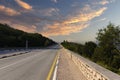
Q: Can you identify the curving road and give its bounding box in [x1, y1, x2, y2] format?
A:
[0, 48, 59, 80]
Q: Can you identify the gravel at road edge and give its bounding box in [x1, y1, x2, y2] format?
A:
[57, 49, 87, 80]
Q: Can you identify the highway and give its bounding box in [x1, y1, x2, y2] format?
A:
[0, 48, 58, 80]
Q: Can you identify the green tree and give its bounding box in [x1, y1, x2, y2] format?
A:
[111, 56, 120, 69]
[82, 41, 97, 58]
[93, 23, 120, 67]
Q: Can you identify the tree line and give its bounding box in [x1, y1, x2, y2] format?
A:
[61, 23, 120, 74]
[0, 23, 56, 48]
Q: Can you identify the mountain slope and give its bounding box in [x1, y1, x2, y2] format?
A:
[0, 23, 56, 48]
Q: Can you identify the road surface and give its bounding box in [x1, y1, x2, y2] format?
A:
[0, 48, 58, 80]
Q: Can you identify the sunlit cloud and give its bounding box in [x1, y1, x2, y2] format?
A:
[63, 7, 107, 24]
[0, 0, 110, 37]
[0, 18, 37, 33]
[15, 0, 32, 10]
[41, 6, 107, 36]
[41, 23, 88, 36]
[0, 20, 11, 25]
[99, 0, 109, 5]
[0, 5, 20, 16]
[12, 24, 37, 33]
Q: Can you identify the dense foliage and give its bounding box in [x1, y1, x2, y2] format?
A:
[61, 41, 97, 58]
[93, 23, 120, 73]
[61, 23, 120, 74]
[0, 23, 56, 48]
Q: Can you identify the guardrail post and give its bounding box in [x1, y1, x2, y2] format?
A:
[71, 52, 72, 59]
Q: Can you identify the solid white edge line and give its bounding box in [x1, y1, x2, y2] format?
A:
[53, 56, 59, 80]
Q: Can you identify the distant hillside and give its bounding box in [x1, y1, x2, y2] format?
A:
[0, 23, 56, 48]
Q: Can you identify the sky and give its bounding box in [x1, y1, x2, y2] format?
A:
[0, 0, 120, 43]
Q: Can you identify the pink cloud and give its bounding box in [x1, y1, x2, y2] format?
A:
[12, 24, 37, 33]
[41, 22, 88, 36]
[0, 19, 37, 33]
[63, 7, 107, 24]
[41, 7, 107, 36]
[0, 0, 108, 37]
[0, 5, 20, 16]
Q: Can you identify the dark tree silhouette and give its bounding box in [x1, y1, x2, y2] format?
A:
[0, 23, 56, 48]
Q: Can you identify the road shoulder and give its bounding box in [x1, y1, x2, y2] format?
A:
[57, 49, 87, 80]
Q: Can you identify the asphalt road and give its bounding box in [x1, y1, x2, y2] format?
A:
[0, 48, 58, 80]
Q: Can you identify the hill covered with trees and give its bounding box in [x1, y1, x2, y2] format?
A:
[0, 23, 56, 48]
[62, 23, 120, 74]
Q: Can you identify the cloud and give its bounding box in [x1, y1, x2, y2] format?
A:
[0, 5, 20, 16]
[41, 22, 88, 36]
[63, 7, 107, 24]
[15, 0, 32, 10]
[99, 0, 109, 5]
[0, 19, 36, 33]
[93, 0, 116, 5]
[92, 18, 107, 23]
[51, 0, 58, 3]
[0, 0, 108, 37]
[109, 0, 116, 3]
[99, 18, 107, 21]
[71, 2, 79, 7]
[12, 24, 37, 33]
[38, 8, 59, 16]
[40, 6, 107, 36]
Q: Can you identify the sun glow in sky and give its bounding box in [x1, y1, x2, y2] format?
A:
[0, 0, 120, 43]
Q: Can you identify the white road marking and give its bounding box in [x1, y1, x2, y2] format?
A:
[53, 55, 59, 80]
